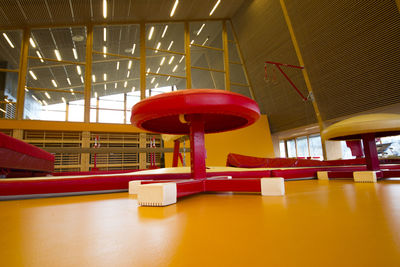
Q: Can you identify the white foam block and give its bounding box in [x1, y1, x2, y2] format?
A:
[261, 178, 285, 196]
[137, 183, 177, 206]
[317, 171, 329, 180]
[128, 180, 141, 195]
[353, 171, 377, 183]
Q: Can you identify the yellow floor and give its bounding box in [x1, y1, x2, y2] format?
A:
[1, 180, 400, 267]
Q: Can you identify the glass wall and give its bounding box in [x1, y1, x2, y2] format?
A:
[0, 20, 253, 124]
[91, 24, 140, 123]
[0, 29, 22, 119]
[281, 134, 323, 159]
[25, 26, 87, 121]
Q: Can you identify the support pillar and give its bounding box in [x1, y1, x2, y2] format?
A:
[188, 114, 206, 179]
[172, 139, 180, 167]
[362, 133, 380, 171]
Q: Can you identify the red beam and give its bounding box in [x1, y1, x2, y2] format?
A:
[205, 178, 261, 192]
[265, 61, 304, 69]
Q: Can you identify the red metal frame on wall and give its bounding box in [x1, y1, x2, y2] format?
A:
[265, 61, 307, 101]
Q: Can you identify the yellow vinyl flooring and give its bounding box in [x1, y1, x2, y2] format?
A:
[1, 179, 400, 267]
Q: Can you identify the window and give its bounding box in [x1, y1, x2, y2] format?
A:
[281, 134, 323, 159]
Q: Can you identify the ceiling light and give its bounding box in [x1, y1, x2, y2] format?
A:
[92, 75, 96, 82]
[29, 37, 36, 48]
[156, 67, 160, 73]
[95, 92, 98, 98]
[172, 65, 178, 72]
[32, 95, 38, 101]
[72, 35, 84, 42]
[45, 92, 51, 99]
[103, 46, 107, 57]
[2, 33, 14, 48]
[43, 100, 48, 106]
[35, 51, 44, 62]
[103, 27, 107, 42]
[197, 24, 205, 36]
[25, 87, 28, 92]
[202, 37, 209, 46]
[80, 76, 84, 83]
[155, 42, 161, 53]
[104, 84, 107, 90]
[29, 70, 37, 80]
[103, 73, 107, 81]
[151, 77, 155, 84]
[190, 40, 194, 44]
[155, 83, 159, 88]
[54, 49, 62, 61]
[115, 82, 117, 88]
[160, 57, 166, 66]
[117, 61, 120, 70]
[0, 108, 5, 113]
[51, 79, 58, 87]
[162, 25, 168, 38]
[127, 71, 130, 77]
[167, 41, 173, 50]
[179, 55, 185, 63]
[103, 0, 107, 18]
[67, 78, 71, 85]
[168, 56, 174, 64]
[72, 48, 78, 60]
[131, 86, 135, 92]
[170, 0, 179, 17]
[70, 89, 75, 95]
[128, 60, 132, 69]
[124, 81, 127, 87]
[62, 97, 66, 103]
[4, 98, 9, 103]
[148, 26, 154, 40]
[209, 0, 221, 16]
[166, 76, 170, 81]
[147, 68, 150, 73]
[131, 44, 136, 54]
[76, 65, 82, 75]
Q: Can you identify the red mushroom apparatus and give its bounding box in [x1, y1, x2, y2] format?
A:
[131, 89, 261, 179]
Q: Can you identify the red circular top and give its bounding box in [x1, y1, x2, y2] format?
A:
[131, 89, 261, 134]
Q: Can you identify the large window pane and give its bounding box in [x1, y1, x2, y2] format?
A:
[1, 30, 22, 70]
[92, 24, 140, 123]
[287, 139, 296, 158]
[296, 136, 309, 158]
[190, 21, 222, 49]
[1, 29, 22, 119]
[25, 26, 86, 121]
[309, 135, 323, 159]
[378, 134, 400, 157]
[279, 140, 286, 157]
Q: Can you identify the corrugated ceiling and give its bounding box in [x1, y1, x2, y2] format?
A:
[233, 0, 400, 133]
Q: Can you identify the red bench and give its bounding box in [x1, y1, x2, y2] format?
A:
[0, 132, 54, 177]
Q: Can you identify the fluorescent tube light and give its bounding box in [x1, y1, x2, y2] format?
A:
[197, 24, 205, 36]
[169, 56, 174, 64]
[54, 49, 62, 61]
[162, 25, 168, 38]
[2, 33, 14, 48]
[170, 0, 179, 17]
[29, 70, 37, 80]
[103, 0, 107, 18]
[148, 26, 154, 40]
[29, 37, 36, 48]
[209, 0, 221, 16]
[72, 48, 78, 59]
